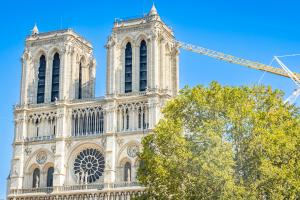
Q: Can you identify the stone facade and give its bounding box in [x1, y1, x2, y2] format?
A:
[7, 5, 179, 200]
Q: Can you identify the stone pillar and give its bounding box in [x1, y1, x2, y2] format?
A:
[44, 55, 51, 103]
[149, 34, 159, 90]
[160, 40, 166, 90]
[133, 44, 139, 92]
[173, 50, 180, 95]
[104, 134, 117, 185]
[53, 106, 67, 186]
[9, 143, 25, 189]
[20, 52, 31, 105]
[62, 46, 72, 100]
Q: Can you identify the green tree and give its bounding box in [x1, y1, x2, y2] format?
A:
[137, 82, 300, 200]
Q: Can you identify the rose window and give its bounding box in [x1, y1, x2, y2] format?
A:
[73, 148, 105, 183]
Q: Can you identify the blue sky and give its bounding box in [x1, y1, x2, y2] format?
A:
[0, 0, 299, 197]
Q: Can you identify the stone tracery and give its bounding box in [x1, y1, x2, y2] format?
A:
[72, 106, 104, 136]
[73, 148, 105, 183]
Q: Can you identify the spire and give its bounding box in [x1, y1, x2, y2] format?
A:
[149, 3, 158, 16]
[32, 23, 39, 35]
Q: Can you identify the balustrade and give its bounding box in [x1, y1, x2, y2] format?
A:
[9, 182, 141, 195]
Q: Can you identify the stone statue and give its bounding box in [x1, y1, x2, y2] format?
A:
[127, 168, 131, 182]
[80, 169, 85, 184]
[84, 171, 88, 184]
[75, 172, 80, 184]
[35, 175, 39, 188]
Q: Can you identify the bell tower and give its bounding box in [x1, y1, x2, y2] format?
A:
[20, 26, 96, 105]
[105, 4, 179, 96]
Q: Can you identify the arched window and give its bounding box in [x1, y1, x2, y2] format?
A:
[125, 43, 132, 93]
[139, 40, 147, 91]
[37, 55, 46, 104]
[124, 162, 131, 182]
[51, 53, 60, 102]
[32, 168, 40, 188]
[78, 62, 83, 99]
[47, 167, 54, 187]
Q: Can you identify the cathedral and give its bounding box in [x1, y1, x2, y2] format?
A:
[7, 4, 179, 200]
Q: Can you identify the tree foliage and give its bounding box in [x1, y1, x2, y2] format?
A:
[137, 82, 300, 200]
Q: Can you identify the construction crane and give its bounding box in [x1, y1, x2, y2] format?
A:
[274, 56, 300, 103]
[176, 41, 300, 80]
[176, 41, 300, 103]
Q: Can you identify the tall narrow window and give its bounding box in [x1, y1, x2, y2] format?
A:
[126, 109, 129, 130]
[32, 168, 40, 188]
[78, 62, 82, 99]
[35, 119, 39, 137]
[47, 167, 54, 187]
[139, 40, 147, 91]
[124, 162, 131, 182]
[125, 43, 132, 93]
[138, 107, 142, 129]
[37, 55, 46, 104]
[99, 112, 104, 133]
[51, 53, 60, 102]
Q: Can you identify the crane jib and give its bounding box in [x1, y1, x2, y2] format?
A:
[176, 41, 300, 79]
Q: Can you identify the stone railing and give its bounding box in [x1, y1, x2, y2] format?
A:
[9, 182, 141, 195]
[24, 135, 55, 142]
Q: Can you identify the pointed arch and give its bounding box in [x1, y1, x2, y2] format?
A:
[51, 52, 60, 102]
[125, 42, 132, 93]
[124, 162, 131, 182]
[37, 55, 46, 104]
[139, 40, 147, 91]
[46, 167, 54, 187]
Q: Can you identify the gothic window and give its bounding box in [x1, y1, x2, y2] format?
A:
[91, 113, 95, 133]
[32, 168, 40, 188]
[138, 107, 146, 129]
[51, 53, 60, 102]
[46, 167, 54, 187]
[139, 40, 147, 91]
[138, 107, 142, 129]
[124, 162, 131, 182]
[74, 116, 78, 136]
[78, 62, 82, 99]
[126, 109, 129, 130]
[125, 43, 132, 93]
[72, 107, 104, 136]
[99, 112, 104, 133]
[35, 119, 39, 137]
[73, 148, 105, 183]
[37, 55, 46, 104]
[143, 112, 146, 129]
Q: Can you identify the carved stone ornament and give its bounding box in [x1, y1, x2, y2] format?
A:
[116, 136, 124, 146]
[127, 144, 139, 158]
[25, 146, 32, 156]
[36, 151, 47, 164]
